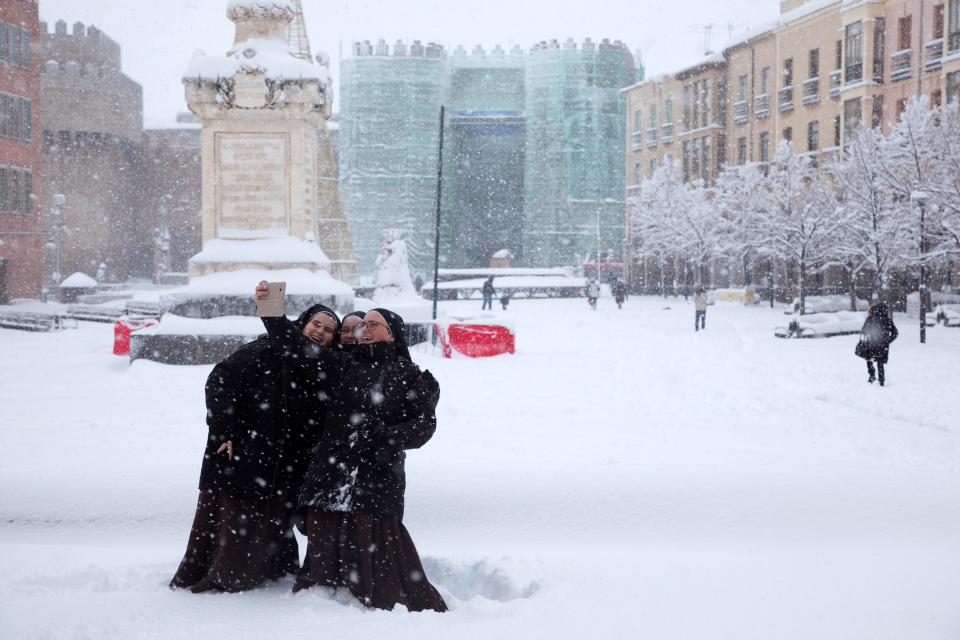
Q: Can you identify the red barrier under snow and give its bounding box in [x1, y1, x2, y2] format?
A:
[442, 324, 515, 358]
[113, 316, 158, 356]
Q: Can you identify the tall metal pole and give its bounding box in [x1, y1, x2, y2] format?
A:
[919, 198, 927, 343]
[431, 106, 445, 321]
[596, 207, 602, 284]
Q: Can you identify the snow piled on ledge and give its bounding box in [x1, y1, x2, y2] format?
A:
[190, 236, 331, 269]
[183, 38, 326, 82]
[182, 268, 354, 297]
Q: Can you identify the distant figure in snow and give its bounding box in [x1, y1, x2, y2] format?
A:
[482, 277, 495, 310]
[612, 279, 627, 309]
[855, 302, 898, 386]
[500, 292, 510, 310]
[413, 274, 424, 293]
[586, 279, 600, 310]
[694, 285, 707, 331]
[170, 304, 342, 593]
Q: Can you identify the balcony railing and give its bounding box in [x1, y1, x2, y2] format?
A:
[802, 77, 820, 105]
[829, 70, 842, 99]
[733, 99, 749, 124]
[925, 39, 944, 72]
[646, 127, 658, 147]
[845, 62, 863, 84]
[630, 130, 644, 151]
[890, 49, 912, 82]
[754, 94, 770, 118]
[661, 123, 673, 144]
[778, 86, 795, 112]
[950, 31, 960, 53]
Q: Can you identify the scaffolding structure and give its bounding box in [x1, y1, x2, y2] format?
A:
[339, 37, 637, 274]
[338, 40, 449, 275]
[523, 38, 636, 267]
[441, 45, 526, 267]
[284, 0, 312, 62]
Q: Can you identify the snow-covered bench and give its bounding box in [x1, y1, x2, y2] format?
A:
[775, 310, 866, 338]
[935, 304, 960, 327]
[786, 295, 869, 314]
[0, 309, 78, 332]
[65, 304, 126, 323]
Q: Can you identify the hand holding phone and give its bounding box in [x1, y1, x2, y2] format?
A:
[255, 281, 286, 317]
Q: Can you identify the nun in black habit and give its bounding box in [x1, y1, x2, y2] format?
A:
[170, 304, 341, 593]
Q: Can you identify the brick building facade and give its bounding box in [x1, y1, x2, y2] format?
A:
[0, 0, 41, 302]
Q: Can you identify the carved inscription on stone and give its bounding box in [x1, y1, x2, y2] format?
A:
[215, 133, 289, 233]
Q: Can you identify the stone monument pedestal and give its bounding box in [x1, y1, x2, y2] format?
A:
[131, 0, 356, 364]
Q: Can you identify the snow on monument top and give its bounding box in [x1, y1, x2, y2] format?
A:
[183, 39, 326, 82]
[184, 0, 324, 83]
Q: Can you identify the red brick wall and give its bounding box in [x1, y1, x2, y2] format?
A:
[0, 0, 42, 301]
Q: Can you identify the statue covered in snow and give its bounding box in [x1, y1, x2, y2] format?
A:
[372, 229, 418, 304]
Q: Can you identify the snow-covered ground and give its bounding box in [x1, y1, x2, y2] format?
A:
[2, 296, 959, 639]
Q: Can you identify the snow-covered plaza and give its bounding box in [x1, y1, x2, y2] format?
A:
[1, 295, 959, 639]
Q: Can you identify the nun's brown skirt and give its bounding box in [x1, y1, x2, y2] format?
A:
[293, 510, 447, 612]
[169, 489, 299, 593]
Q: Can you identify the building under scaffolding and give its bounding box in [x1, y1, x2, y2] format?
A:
[440, 45, 526, 267]
[524, 38, 637, 267]
[339, 37, 638, 274]
[338, 40, 448, 275]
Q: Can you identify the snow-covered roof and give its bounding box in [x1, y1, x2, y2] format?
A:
[491, 249, 513, 259]
[183, 38, 327, 83]
[60, 272, 98, 288]
[722, 0, 840, 52]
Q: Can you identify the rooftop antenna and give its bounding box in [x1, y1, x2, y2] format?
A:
[703, 23, 714, 55]
[286, 0, 313, 62]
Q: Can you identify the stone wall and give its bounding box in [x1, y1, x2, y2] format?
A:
[38, 20, 149, 280]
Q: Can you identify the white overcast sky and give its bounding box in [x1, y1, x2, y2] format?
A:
[40, 0, 778, 124]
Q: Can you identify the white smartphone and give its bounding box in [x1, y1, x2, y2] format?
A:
[256, 281, 286, 317]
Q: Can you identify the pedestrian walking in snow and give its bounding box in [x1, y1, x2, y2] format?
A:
[612, 279, 627, 309]
[170, 304, 341, 593]
[855, 302, 898, 386]
[482, 277, 495, 310]
[694, 286, 707, 331]
[586, 279, 600, 310]
[256, 284, 447, 612]
[500, 292, 510, 310]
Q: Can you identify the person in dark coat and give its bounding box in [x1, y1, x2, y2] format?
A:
[256, 283, 447, 612]
[481, 277, 496, 310]
[170, 304, 341, 593]
[855, 301, 898, 386]
[612, 279, 627, 309]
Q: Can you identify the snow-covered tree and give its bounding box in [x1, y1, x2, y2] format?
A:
[926, 99, 960, 255]
[874, 97, 940, 271]
[759, 141, 842, 314]
[714, 162, 770, 291]
[829, 125, 911, 302]
[631, 163, 689, 294]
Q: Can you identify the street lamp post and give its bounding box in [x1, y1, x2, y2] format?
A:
[49, 194, 65, 286]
